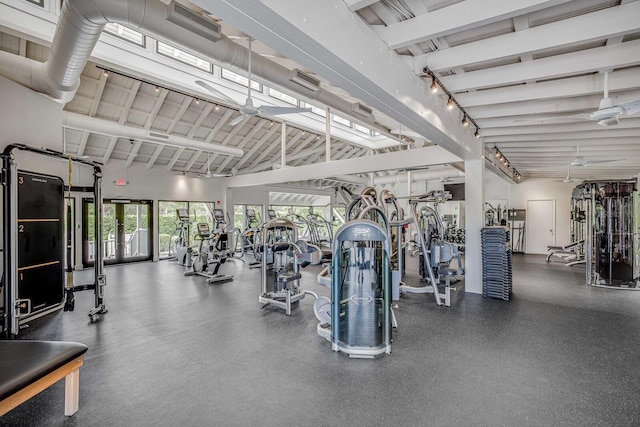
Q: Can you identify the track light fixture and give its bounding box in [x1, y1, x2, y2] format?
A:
[423, 67, 480, 135]
[493, 148, 522, 182]
[430, 78, 438, 93]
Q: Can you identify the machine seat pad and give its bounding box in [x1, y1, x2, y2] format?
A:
[439, 268, 458, 276]
[0, 341, 88, 401]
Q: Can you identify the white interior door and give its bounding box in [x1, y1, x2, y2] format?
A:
[526, 199, 555, 254]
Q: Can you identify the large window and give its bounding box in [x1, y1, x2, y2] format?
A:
[268, 88, 298, 106]
[332, 114, 352, 127]
[157, 41, 212, 72]
[158, 201, 216, 258]
[301, 102, 327, 117]
[221, 68, 261, 91]
[104, 23, 145, 46]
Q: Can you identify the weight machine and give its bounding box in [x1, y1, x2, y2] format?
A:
[400, 191, 464, 306]
[314, 220, 393, 358]
[579, 180, 640, 288]
[258, 218, 321, 315]
[2, 144, 107, 339]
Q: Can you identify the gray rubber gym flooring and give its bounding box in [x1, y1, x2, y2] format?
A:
[3, 254, 640, 426]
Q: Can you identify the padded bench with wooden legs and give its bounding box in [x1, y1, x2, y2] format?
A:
[0, 341, 88, 417]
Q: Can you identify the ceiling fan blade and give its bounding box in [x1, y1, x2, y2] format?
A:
[619, 99, 640, 116]
[228, 114, 246, 127]
[195, 80, 240, 106]
[257, 106, 312, 116]
[513, 113, 591, 124]
[584, 159, 620, 166]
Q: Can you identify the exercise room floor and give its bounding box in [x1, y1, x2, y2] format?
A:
[3, 254, 640, 426]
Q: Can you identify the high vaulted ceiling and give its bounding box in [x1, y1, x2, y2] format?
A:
[348, 0, 640, 181]
[1, 0, 639, 186]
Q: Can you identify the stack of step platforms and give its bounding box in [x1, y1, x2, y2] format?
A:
[481, 227, 513, 301]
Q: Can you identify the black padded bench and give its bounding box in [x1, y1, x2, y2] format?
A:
[0, 341, 88, 417]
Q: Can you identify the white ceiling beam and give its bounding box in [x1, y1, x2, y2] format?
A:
[76, 132, 89, 156]
[384, 0, 572, 50]
[125, 140, 143, 168]
[441, 40, 640, 92]
[145, 89, 169, 129]
[101, 137, 118, 165]
[226, 145, 459, 187]
[345, 0, 378, 12]
[492, 137, 640, 149]
[245, 132, 305, 173]
[232, 125, 280, 170]
[204, 109, 234, 143]
[470, 91, 640, 119]
[193, 0, 474, 159]
[457, 68, 640, 107]
[287, 138, 328, 163]
[215, 121, 266, 173]
[184, 150, 204, 172]
[199, 116, 248, 173]
[119, 80, 141, 125]
[146, 145, 165, 170]
[480, 118, 640, 136]
[288, 133, 319, 157]
[419, 2, 640, 72]
[90, 72, 109, 117]
[485, 128, 639, 143]
[166, 97, 194, 134]
[165, 148, 186, 171]
[186, 104, 214, 138]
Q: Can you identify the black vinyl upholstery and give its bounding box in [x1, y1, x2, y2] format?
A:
[0, 341, 88, 400]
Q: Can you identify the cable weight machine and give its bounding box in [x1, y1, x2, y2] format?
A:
[2, 144, 107, 339]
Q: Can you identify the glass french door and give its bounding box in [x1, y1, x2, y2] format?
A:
[83, 199, 152, 266]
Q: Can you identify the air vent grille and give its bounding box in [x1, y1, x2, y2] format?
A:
[351, 102, 373, 118]
[148, 132, 170, 140]
[288, 69, 321, 91]
[167, 2, 221, 43]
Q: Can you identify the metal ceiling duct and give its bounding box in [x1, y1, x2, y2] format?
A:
[0, 0, 386, 134]
[62, 112, 244, 157]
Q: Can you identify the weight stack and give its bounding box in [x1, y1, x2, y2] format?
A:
[481, 227, 513, 301]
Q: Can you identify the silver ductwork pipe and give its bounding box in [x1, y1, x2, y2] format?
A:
[62, 111, 244, 157]
[372, 168, 464, 185]
[0, 0, 390, 137]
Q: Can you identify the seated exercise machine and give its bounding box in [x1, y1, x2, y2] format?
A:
[314, 219, 393, 358]
[399, 191, 464, 307]
[306, 207, 334, 261]
[258, 218, 321, 315]
[546, 240, 585, 266]
[185, 223, 233, 284]
[169, 208, 192, 266]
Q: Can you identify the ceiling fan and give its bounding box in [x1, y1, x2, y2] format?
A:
[558, 166, 579, 183]
[197, 38, 311, 126]
[515, 71, 640, 126]
[570, 146, 619, 167]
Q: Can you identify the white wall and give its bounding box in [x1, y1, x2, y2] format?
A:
[508, 179, 575, 250]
